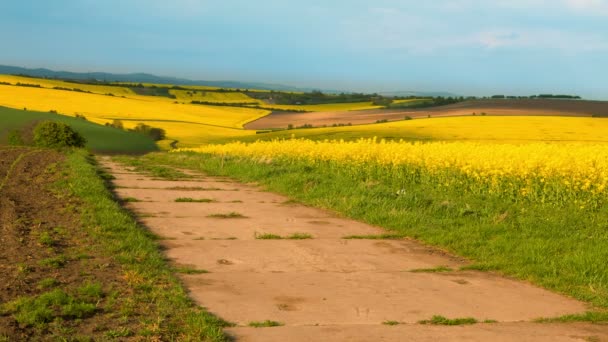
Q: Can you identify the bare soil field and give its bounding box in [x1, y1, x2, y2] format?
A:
[0, 148, 138, 339]
[104, 158, 607, 341]
[245, 99, 608, 129]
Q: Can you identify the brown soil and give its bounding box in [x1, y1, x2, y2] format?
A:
[103, 158, 608, 341]
[245, 99, 608, 129]
[0, 148, 140, 340]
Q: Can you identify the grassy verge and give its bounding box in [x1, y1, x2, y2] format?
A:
[64, 150, 230, 340]
[116, 152, 608, 318]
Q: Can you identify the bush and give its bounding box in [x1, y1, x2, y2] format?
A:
[130, 123, 166, 141]
[33, 121, 87, 148]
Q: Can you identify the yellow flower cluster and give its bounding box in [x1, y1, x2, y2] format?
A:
[178, 138, 608, 207]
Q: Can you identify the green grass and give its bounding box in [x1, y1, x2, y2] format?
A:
[38, 232, 55, 246]
[254, 232, 313, 240]
[39, 255, 68, 268]
[382, 320, 400, 325]
[418, 315, 478, 326]
[0, 106, 157, 153]
[120, 152, 608, 318]
[535, 311, 608, 323]
[255, 233, 283, 240]
[122, 197, 140, 202]
[0, 289, 97, 327]
[409, 266, 454, 273]
[286, 233, 313, 239]
[207, 212, 247, 219]
[247, 320, 283, 328]
[61, 150, 230, 340]
[175, 197, 215, 203]
[37, 278, 60, 290]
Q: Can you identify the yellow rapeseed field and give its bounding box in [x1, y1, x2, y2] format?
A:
[178, 138, 608, 208]
[246, 116, 608, 143]
[0, 75, 135, 96]
[0, 83, 269, 145]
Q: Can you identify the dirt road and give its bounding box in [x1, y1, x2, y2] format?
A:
[101, 158, 607, 341]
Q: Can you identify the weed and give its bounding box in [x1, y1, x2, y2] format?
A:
[248, 320, 283, 328]
[419, 315, 478, 325]
[534, 311, 608, 323]
[207, 212, 247, 219]
[105, 328, 134, 338]
[39, 255, 68, 268]
[37, 278, 60, 289]
[77, 282, 104, 301]
[175, 197, 215, 203]
[254, 233, 283, 240]
[2, 289, 96, 327]
[38, 232, 55, 246]
[382, 320, 400, 325]
[287, 233, 313, 239]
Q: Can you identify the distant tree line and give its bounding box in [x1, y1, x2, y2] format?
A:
[53, 86, 93, 94]
[190, 101, 310, 113]
[15, 82, 42, 88]
[491, 94, 581, 99]
[245, 90, 379, 105]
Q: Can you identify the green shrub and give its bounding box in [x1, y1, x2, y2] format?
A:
[33, 121, 86, 148]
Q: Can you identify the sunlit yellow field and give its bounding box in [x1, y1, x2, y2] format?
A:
[0, 84, 268, 145]
[179, 138, 608, 207]
[241, 116, 608, 143]
[0, 74, 135, 96]
[392, 99, 426, 104]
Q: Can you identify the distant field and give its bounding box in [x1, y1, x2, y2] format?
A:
[170, 89, 262, 104]
[0, 82, 269, 146]
[245, 98, 608, 129]
[269, 101, 383, 112]
[0, 106, 157, 153]
[233, 116, 608, 144]
[0, 74, 135, 96]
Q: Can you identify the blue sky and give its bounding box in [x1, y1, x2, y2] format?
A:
[1, 0, 607, 98]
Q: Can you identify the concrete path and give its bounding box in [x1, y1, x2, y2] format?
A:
[100, 157, 607, 341]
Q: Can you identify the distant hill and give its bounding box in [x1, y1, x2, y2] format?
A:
[0, 65, 454, 96]
[0, 65, 312, 92]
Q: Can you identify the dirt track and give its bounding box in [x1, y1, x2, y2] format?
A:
[103, 158, 607, 341]
[245, 99, 608, 129]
